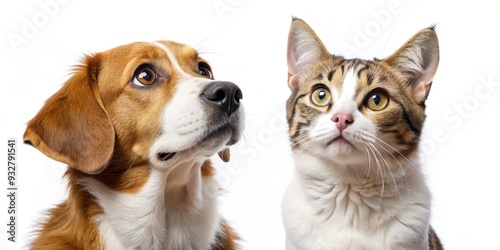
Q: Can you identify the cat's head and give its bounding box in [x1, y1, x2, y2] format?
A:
[286, 18, 439, 168]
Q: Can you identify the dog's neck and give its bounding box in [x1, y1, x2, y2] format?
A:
[70, 159, 220, 249]
[164, 160, 207, 210]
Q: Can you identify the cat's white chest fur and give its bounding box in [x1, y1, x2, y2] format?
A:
[282, 156, 432, 250]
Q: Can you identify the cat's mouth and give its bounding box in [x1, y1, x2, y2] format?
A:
[327, 135, 354, 147]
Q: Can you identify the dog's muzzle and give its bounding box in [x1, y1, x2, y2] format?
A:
[156, 81, 243, 162]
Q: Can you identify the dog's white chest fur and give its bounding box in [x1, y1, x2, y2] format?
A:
[282, 159, 432, 250]
[84, 167, 220, 250]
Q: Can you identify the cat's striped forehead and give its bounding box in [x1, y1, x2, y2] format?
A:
[293, 58, 397, 110]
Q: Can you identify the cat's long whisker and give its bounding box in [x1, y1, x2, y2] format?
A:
[381, 149, 405, 204]
[361, 144, 378, 185]
[373, 143, 400, 196]
[372, 139, 410, 198]
[360, 145, 372, 185]
[373, 137, 418, 195]
[289, 126, 316, 141]
[373, 137, 419, 171]
[296, 140, 316, 156]
[290, 129, 324, 154]
[290, 132, 313, 145]
[290, 132, 311, 146]
[349, 130, 376, 145]
[348, 121, 410, 204]
[369, 142, 404, 205]
[366, 143, 385, 203]
[290, 133, 316, 156]
[366, 143, 380, 181]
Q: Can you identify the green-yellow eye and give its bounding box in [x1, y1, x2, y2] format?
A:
[365, 90, 389, 111]
[311, 87, 331, 107]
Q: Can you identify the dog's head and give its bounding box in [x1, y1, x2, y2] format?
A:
[24, 41, 244, 174]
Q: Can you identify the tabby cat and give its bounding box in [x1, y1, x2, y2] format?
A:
[281, 18, 443, 250]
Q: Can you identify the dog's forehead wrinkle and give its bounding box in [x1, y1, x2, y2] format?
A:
[152, 42, 190, 78]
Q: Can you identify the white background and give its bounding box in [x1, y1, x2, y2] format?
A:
[1, 0, 499, 249]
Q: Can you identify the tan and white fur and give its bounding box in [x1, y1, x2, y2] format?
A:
[282, 18, 443, 250]
[24, 41, 244, 249]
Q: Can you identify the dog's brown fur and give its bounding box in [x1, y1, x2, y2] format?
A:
[25, 41, 239, 249]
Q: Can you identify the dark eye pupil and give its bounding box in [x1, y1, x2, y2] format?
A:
[318, 91, 326, 100]
[139, 70, 153, 81]
[198, 62, 213, 79]
[372, 95, 381, 105]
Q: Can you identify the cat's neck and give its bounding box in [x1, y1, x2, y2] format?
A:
[294, 152, 421, 184]
[292, 153, 427, 226]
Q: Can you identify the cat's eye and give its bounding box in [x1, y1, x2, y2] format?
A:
[365, 90, 389, 111]
[310, 87, 331, 107]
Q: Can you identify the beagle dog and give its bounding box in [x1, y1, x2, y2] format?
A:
[24, 41, 244, 249]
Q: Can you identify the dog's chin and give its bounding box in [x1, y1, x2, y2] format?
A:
[152, 125, 241, 168]
[203, 124, 241, 146]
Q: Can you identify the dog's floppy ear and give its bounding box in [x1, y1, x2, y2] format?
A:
[23, 54, 115, 174]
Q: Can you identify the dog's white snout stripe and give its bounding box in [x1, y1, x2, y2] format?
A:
[152, 42, 190, 78]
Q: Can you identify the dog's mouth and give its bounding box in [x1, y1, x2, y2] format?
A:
[154, 108, 243, 163]
[156, 124, 238, 162]
[158, 152, 176, 161]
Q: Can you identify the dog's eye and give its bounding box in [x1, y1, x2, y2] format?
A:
[198, 62, 213, 79]
[133, 66, 157, 86]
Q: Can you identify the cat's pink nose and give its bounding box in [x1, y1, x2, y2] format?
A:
[331, 113, 353, 132]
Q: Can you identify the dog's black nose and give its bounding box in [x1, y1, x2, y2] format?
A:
[202, 81, 242, 116]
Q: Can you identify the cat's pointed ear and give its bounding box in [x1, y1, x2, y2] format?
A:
[385, 27, 439, 102]
[287, 18, 330, 89]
